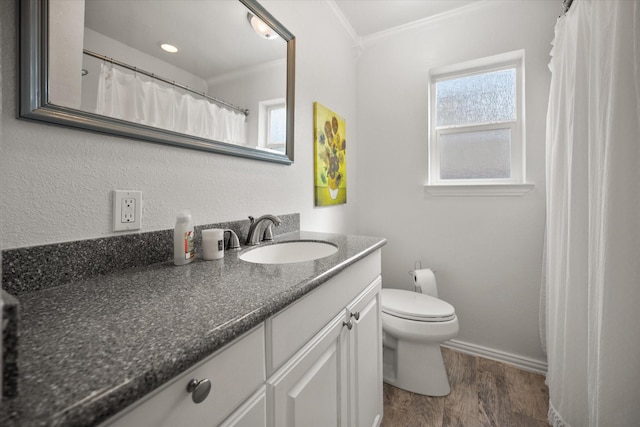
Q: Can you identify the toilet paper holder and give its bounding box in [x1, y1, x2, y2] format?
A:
[408, 261, 437, 277]
[408, 261, 438, 295]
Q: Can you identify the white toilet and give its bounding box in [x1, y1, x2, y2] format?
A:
[381, 282, 459, 396]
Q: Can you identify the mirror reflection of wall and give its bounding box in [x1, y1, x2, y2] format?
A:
[48, 0, 287, 151]
[48, 0, 85, 109]
[207, 62, 286, 151]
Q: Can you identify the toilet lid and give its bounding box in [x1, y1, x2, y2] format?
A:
[381, 289, 456, 322]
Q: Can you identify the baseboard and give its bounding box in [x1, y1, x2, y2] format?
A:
[442, 339, 548, 376]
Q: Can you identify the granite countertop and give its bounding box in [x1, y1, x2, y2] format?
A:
[1, 231, 386, 426]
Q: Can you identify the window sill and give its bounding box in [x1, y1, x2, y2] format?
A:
[424, 183, 535, 197]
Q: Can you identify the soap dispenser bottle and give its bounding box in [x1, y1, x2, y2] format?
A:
[174, 211, 195, 265]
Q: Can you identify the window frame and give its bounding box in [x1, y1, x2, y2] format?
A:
[258, 98, 286, 153]
[427, 50, 531, 195]
[266, 103, 286, 151]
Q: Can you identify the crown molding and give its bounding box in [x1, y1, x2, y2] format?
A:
[325, 0, 491, 54]
[325, 0, 363, 51]
[361, 0, 491, 47]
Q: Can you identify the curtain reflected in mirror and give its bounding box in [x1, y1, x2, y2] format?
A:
[93, 63, 248, 145]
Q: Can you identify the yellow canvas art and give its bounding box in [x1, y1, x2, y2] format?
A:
[314, 102, 346, 206]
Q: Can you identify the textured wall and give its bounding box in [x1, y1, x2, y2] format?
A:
[355, 1, 557, 363]
[0, 1, 359, 249]
[1, 0, 560, 366]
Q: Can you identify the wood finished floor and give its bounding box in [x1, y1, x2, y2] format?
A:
[382, 348, 549, 427]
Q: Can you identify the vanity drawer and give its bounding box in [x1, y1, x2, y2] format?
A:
[103, 325, 265, 427]
[266, 250, 381, 374]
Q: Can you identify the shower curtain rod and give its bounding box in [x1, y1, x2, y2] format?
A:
[83, 49, 249, 116]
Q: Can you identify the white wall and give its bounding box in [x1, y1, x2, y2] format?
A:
[0, 0, 359, 250]
[355, 1, 557, 363]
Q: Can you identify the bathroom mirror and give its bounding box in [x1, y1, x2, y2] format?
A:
[19, 0, 295, 164]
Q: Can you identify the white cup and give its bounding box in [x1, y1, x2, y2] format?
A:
[202, 229, 224, 260]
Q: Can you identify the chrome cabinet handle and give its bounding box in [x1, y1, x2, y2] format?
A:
[187, 378, 212, 404]
[350, 311, 360, 321]
[343, 320, 353, 330]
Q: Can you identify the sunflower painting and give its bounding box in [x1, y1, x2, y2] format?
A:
[314, 102, 346, 206]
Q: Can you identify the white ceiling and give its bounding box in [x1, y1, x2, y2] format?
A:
[84, 0, 287, 80]
[82, 0, 481, 80]
[332, 0, 481, 38]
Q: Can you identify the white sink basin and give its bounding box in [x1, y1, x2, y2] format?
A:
[239, 241, 338, 264]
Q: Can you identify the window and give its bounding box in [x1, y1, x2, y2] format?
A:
[258, 99, 286, 153]
[267, 104, 286, 152]
[427, 51, 530, 195]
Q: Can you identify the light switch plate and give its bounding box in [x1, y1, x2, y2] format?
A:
[113, 190, 142, 231]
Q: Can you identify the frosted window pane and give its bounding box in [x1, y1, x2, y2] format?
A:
[440, 128, 511, 179]
[436, 69, 515, 127]
[269, 107, 286, 145]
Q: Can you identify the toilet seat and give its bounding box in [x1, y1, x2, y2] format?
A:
[381, 289, 456, 322]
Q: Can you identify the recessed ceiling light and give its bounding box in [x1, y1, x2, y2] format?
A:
[160, 43, 179, 53]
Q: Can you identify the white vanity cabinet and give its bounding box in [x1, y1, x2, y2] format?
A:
[218, 387, 268, 427]
[102, 325, 266, 427]
[266, 251, 383, 427]
[347, 278, 383, 427]
[101, 249, 383, 427]
[267, 308, 350, 426]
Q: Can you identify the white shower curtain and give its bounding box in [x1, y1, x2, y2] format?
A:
[96, 64, 247, 145]
[545, 0, 640, 426]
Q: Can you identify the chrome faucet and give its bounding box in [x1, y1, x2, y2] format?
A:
[245, 215, 282, 246]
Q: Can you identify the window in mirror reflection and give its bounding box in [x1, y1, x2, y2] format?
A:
[259, 98, 286, 153]
[268, 104, 286, 153]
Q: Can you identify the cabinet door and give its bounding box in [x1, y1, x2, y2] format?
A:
[268, 311, 350, 427]
[267, 250, 382, 375]
[219, 387, 267, 427]
[347, 277, 383, 427]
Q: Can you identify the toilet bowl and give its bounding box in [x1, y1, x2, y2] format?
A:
[381, 288, 459, 396]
